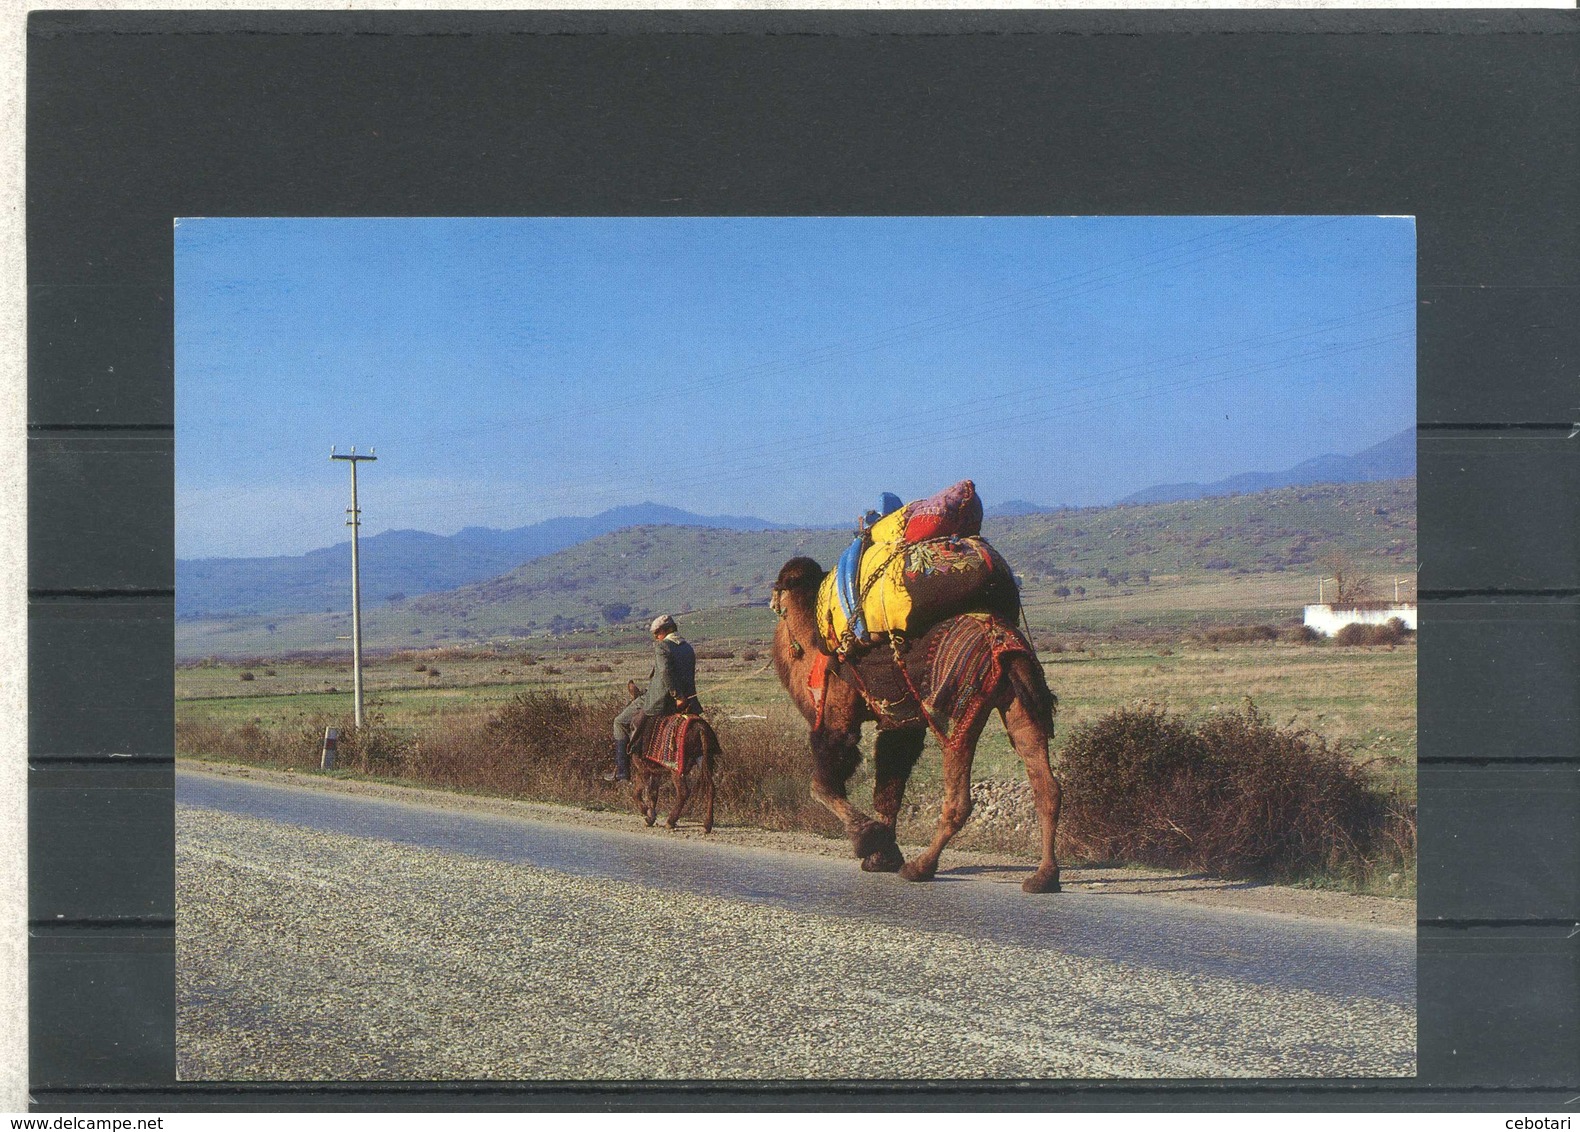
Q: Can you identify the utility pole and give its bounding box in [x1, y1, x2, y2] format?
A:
[331, 446, 377, 728]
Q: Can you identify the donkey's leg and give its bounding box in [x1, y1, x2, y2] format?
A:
[699, 745, 716, 835]
[666, 770, 689, 829]
[1005, 692, 1062, 893]
[862, 728, 922, 872]
[639, 771, 659, 826]
[809, 728, 888, 858]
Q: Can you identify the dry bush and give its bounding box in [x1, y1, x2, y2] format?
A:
[400, 687, 628, 800]
[392, 691, 821, 830]
[1199, 624, 1278, 644]
[1333, 618, 1411, 647]
[1332, 622, 1371, 646]
[238, 671, 255, 681]
[180, 688, 828, 833]
[695, 649, 736, 661]
[1282, 625, 1322, 644]
[178, 713, 362, 775]
[707, 715, 825, 832]
[1058, 701, 1414, 883]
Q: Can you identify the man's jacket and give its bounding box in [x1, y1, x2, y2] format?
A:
[642, 634, 699, 715]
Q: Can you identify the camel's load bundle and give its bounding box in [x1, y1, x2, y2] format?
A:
[815, 480, 1020, 655]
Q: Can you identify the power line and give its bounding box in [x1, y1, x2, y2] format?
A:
[316, 294, 1411, 522]
[609, 301, 1415, 489]
[412, 216, 1338, 446]
[177, 300, 1411, 551]
[611, 329, 1415, 501]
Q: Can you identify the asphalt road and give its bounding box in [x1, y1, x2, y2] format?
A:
[176, 769, 1416, 1080]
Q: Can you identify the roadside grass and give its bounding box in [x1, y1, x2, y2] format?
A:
[178, 629, 1415, 894]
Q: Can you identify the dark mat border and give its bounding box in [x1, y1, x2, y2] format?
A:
[27, 8, 1580, 1110]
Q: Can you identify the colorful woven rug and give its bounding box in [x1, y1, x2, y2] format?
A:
[636, 713, 700, 774]
[915, 613, 1035, 750]
[849, 612, 1036, 749]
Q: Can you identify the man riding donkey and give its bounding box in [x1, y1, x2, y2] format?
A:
[606, 614, 702, 783]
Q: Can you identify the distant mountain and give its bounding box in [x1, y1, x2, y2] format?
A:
[176, 477, 1417, 658]
[1119, 428, 1415, 505]
[987, 499, 1070, 518]
[176, 503, 796, 618]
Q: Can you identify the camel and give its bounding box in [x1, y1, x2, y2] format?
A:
[769, 556, 1063, 893]
[624, 680, 719, 833]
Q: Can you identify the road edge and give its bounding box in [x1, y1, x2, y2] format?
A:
[176, 756, 1416, 931]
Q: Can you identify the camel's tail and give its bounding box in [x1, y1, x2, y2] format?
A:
[1006, 650, 1057, 732]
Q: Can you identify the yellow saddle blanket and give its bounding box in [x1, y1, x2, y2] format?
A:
[814, 535, 1011, 655]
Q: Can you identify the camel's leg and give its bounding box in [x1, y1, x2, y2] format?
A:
[900, 704, 996, 882]
[862, 729, 922, 872]
[900, 743, 975, 882]
[809, 728, 889, 858]
[1005, 693, 1063, 893]
[666, 770, 689, 829]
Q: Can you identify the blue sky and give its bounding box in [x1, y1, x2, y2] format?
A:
[176, 215, 1415, 559]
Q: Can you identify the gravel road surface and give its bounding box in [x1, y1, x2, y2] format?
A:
[177, 769, 1416, 1080]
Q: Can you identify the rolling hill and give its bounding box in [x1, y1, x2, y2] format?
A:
[177, 478, 1416, 659]
[1119, 427, 1415, 505]
[176, 503, 797, 619]
[180, 429, 1415, 622]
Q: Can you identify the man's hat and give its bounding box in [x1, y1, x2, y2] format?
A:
[651, 615, 677, 634]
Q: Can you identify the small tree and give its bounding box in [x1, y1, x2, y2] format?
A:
[600, 602, 633, 624]
[1321, 551, 1376, 604]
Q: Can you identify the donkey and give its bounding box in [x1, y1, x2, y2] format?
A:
[624, 680, 719, 833]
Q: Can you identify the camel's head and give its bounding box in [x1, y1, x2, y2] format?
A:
[770, 556, 825, 616]
[769, 557, 826, 690]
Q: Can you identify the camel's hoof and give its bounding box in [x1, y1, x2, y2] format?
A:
[666, 821, 679, 831]
[644, 814, 656, 827]
[861, 845, 905, 873]
[702, 823, 714, 835]
[853, 822, 896, 859]
[899, 859, 937, 883]
[1022, 868, 1062, 894]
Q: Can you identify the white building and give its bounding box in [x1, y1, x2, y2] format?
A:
[1303, 602, 1417, 637]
